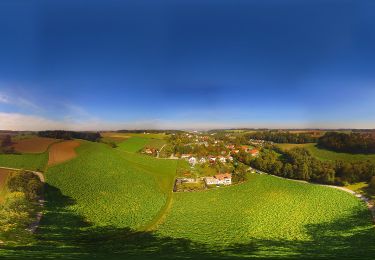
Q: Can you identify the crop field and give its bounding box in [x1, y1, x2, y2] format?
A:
[117, 137, 150, 152]
[12, 136, 59, 153]
[156, 174, 375, 258]
[1, 138, 374, 259]
[126, 132, 168, 139]
[102, 132, 167, 140]
[44, 141, 177, 229]
[276, 143, 375, 162]
[144, 138, 167, 149]
[47, 140, 81, 166]
[0, 152, 48, 171]
[100, 132, 131, 143]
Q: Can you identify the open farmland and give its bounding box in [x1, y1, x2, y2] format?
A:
[102, 132, 167, 140]
[117, 137, 150, 152]
[144, 138, 167, 149]
[276, 143, 375, 163]
[125, 132, 167, 139]
[48, 140, 81, 166]
[0, 137, 374, 259]
[100, 132, 131, 143]
[157, 174, 375, 258]
[13, 136, 59, 153]
[44, 140, 177, 229]
[0, 153, 48, 171]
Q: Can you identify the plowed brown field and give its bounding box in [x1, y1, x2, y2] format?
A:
[13, 137, 59, 153]
[48, 140, 81, 166]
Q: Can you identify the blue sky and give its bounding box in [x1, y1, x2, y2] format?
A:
[0, 0, 375, 130]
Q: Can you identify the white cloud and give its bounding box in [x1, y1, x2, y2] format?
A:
[1, 112, 375, 132]
[0, 93, 10, 104]
[0, 91, 41, 110]
[0, 112, 162, 131]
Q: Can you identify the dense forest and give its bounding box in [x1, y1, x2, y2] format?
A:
[245, 131, 318, 143]
[318, 132, 375, 154]
[38, 130, 101, 142]
[247, 147, 375, 185]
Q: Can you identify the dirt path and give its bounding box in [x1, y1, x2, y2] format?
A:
[0, 166, 45, 233]
[156, 144, 166, 158]
[140, 189, 174, 232]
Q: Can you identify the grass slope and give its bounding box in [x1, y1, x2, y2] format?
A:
[45, 141, 177, 229]
[277, 143, 375, 162]
[157, 174, 375, 258]
[117, 137, 150, 153]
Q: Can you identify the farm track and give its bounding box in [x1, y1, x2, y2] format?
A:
[140, 189, 174, 232]
[119, 151, 176, 231]
[0, 166, 45, 233]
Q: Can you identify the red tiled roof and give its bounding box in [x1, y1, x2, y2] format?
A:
[215, 173, 232, 180]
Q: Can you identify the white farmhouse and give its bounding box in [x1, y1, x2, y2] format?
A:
[204, 173, 232, 186]
[188, 157, 197, 166]
[181, 154, 192, 159]
[204, 177, 217, 185]
[218, 156, 227, 163]
[199, 157, 207, 164]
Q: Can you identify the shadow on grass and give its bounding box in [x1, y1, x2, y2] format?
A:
[0, 184, 374, 259]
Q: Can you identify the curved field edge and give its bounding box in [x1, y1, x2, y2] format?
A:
[44, 141, 177, 229]
[156, 174, 375, 258]
[47, 140, 81, 166]
[13, 137, 60, 154]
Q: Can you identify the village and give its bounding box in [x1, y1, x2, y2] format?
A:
[139, 132, 261, 192]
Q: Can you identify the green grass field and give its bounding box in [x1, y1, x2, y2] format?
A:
[145, 138, 167, 149]
[117, 137, 150, 152]
[117, 136, 167, 152]
[276, 143, 375, 163]
[126, 133, 167, 139]
[0, 153, 48, 171]
[103, 132, 168, 140]
[1, 138, 374, 259]
[157, 174, 375, 258]
[44, 141, 177, 229]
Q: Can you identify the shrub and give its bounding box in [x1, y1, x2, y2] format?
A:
[7, 171, 43, 201]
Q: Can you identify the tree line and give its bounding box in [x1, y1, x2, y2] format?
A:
[247, 147, 375, 185]
[38, 130, 101, 142]
[245, 131, 318, 144]
[318, 132, 375, 154]
[0, 135, 16, 154]
[116, 130, 181, 134]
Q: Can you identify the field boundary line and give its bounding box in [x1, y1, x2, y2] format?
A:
[0, 166, 45, 233]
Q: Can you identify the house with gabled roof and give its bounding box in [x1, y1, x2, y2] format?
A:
[204, 173, 232, 186]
